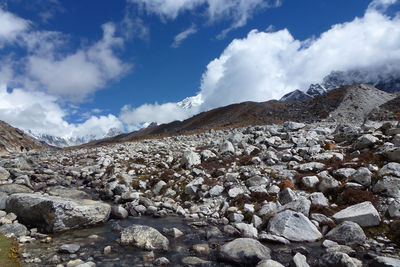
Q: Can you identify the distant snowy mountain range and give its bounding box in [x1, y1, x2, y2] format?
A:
[27, 127, 124, 148]
[281, 69, 400, 101]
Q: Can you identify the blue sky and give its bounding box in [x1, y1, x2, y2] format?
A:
[0, 0, 399, 138]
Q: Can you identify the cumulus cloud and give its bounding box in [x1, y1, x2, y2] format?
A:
[129, 0, 280, 38]
[171, 24, 197, 48]
[119, 102, 199, 131]
[0, 84, 123, 139]
[0, 7, 28, 47]
[198, 2, 400, 110]
[0, 7, 129, 139]
[120, 1, 400, 127]
[25, 22, 130, 102]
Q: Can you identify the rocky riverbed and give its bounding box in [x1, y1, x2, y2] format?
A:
[1, 120, 400, 266]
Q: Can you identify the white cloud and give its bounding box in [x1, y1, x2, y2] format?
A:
[0, 84, 123, 139]
[0, 7, 28, 47]
[369, 0, 398, 11]
[129, 0, 280, 38]
[120, 1, 400, 127]
[198, 4, 400, 110]
[119, 102, 198, 131]
[171, 24, 197, 48]
[25, 22, 130, 102]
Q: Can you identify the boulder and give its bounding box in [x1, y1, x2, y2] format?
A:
[349, 167, 372, 186]
[121, 224, 169, 251]
[219, 238, 271, 265]
[379, 163, 400, 177]
[110, 205, 129, 219]
[0, 167, 10, 181]
[384, 147, 400, 163]
[6, 193, 111, 233]
[325, 221, 366, 245]
[388, 200, 400, 218]
[353, 134, 378, 150]
[181, 151, 201, 168]
[59, 244, 81, 254]
[209, 185, 224, 197]
[46, 186, 90, 199]
[373, 176, 400, 198]
[0, 222, 28, 237]
[257, 260, 285, 267]
[291, 253, 310, 267]
[267, 210, 322, 242]
[332, 201, 381, 227]
[371, 256, 400, 267]
[322, 252, 362, 267]
[301, 176, 319, 188]
[0, 184, 33, 194]
[220, 140, 235, 154]
[283, 121, 305, 131]
[309, 192, 329, 206]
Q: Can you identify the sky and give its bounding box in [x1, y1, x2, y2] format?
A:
[0, 0, 399, 138]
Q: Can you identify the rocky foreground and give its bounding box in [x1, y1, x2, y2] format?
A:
[1, 120, 400, 266]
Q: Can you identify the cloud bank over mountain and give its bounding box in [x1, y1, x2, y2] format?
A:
[120, 0, 400, 129]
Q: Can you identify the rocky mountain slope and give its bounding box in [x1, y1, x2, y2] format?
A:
[281, 69, 400, 101]
[27, 127, 124, 148]
[87, 84, 389, 147]
[1, 118, 400, 266]
[0, 120, 47, 155]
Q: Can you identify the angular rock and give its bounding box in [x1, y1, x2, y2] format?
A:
[46, 186, 90, 199]
[388, 200, 400, 218]
[0, 184, 33, 194]
[6, 193, 111, 233]
[0, 167, 10, 181]
[379, 163, 400, 177]
[246, 175, 270, 187]
[325, 221, 366, 245]
[219, 238, 271, 265]
[371, 256, 400, 267]
[322, 252, 362, 267]
[257, 260, 285, 267]
[209, 185, 224, 197]
[228, 187, 244, 198]
[291, 253, 310, 267]
[267, 210, 322, 242]
[121, 225, 169, 251]
[373, 176, 400, 198]
[284, 121, 305, 131]
[349, 167, 372, 186]
[298, 162, 325, 173]
[181, 151, 201, 168]
[332, 201, 381, 227]
[353, 134, 378, 150]
[0, 222, 28, 237]
[309, 192, 329, 206]
[59, 244, 81, 254]
[301, 176, 319, 188]
[110, 205, 129, 219]
[220, 140, 235, 154]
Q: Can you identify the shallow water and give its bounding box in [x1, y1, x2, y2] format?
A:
[22, 216, 231, 267]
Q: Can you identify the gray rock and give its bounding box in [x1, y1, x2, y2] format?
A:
[0, 184, 33, 194]
[309, 192, 329, 206]
[291, 253, 310, 267]
[354, 134, 378, 150]
[284, 121, 305, 131]
[0, 192, 8, 210]
[121, 224, 169, 251]
[209, 185, 224, 197]
[388, 200, 400, 218]
[153, 257, 170, 266]
[349, 167, 372, 186]
[333, 201, 381, 227]
[267, 210, 322, 242]
[181, 256, 211, 266]
[111, 205, 129, 219]
[219, 238, 271, 265]
[373, 176, 400, 198]
[384, 147, 400, 163]
[200, 150, 216, 161]
[298, 162, 326, 172]
[46, 186, 90, 199]
[301, 176, 319, 188]
[0, 167, 10, 181]
[318, 171, 340, 193]
[0, 222, 28, 237]
[153, 180, 167, 195]
[228, 187, 244, 198]
[379, 162, 400, 177]
[371, 256, 400, 267]
[185, 178, 204, 195]
[257, 259, 285, 267]
[246, 175, 270, 187]
[325, 221, 366, 245]
[59, 244, 81, 254]
[333, 168, 357, 179]
[279, 188, 296, 205]
[280, 197, 311, 216]
[6, 193, 111, 233]
[181, 151, 201, 168]
[322, 252, 362, 267]
[234, 223, 258, 238]
[220, 140, 235, 154]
